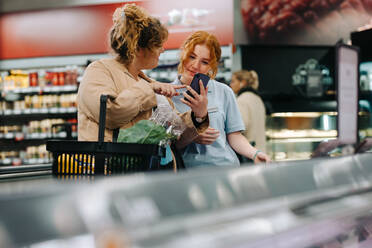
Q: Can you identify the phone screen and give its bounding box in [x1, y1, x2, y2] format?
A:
[184, 73, 209, 100]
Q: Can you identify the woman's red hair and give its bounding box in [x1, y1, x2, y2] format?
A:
[178, 31, 221, 78]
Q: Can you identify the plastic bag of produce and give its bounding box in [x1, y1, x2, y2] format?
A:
[117, 94, 186, 145]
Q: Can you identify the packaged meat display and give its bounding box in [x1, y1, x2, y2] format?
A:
[241, 0, 372, 44]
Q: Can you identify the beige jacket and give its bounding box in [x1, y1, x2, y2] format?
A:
[236, 92, 267, 153]
[77, 58, 208, 148]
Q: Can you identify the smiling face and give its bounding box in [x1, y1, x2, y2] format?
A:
[180, 44, 212, 85]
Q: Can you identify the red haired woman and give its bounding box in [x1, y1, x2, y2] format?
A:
[171, 31, 271, 167]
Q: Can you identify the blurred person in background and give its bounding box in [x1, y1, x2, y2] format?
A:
[77, 4, 209, 168]
[171, 31, 271, 167]
[230, 70, 267, 155]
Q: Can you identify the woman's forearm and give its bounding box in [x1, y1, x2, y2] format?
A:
[227, 132, 257, 160]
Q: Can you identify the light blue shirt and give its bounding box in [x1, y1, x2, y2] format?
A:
[171, 77, 245, 167]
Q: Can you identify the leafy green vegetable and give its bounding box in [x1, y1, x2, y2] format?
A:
[117, 120, 174, 144]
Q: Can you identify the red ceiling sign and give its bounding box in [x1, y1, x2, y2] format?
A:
[0, 1, 233, 59]
[147, 0, 233, 49]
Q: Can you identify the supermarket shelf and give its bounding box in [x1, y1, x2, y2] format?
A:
[0, 53, 110, 70]
[0, 132, 77, 140]
[0, 164, 52, 175]
[0, 164, 52, 181]
[2, 107, 77, 116]
[0, 157, 52, 166]
[0, 140, 49, 154]
[1, 112, 77, 125]
[2, 85, 78, 96]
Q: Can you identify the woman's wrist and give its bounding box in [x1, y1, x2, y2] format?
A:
[194, 111, 208, 119]
[191, 111, 207, 126]
[252, 150, 261, 161]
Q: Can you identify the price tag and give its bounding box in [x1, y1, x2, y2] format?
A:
[13, 109, 21, 115]
[40, 108, 48, 114]
[24, 109, 32, 114]
[58, 132, 67, 138]
[31, 108, 40, 114]
[50, 87, 59, 92]
[49, 107, 59, 113]
[23, 88, 33, 93]
[12, 158, 22, 166]
[4, 133, 14, 139]
[4, 109, 13, 115]
[159, 71, 168, 79]
[66, 85, 77, 91]
[15, 133, 24, 141]
[2, 158, 11, 165]
[61, 85, 69, 91]
[67, 107, 77, 113]
[30, 133, 40, 139]
[39, 133, 47, 139]
[28, 158, 37, 164]
[44, 86, 52, 92]
[58, 107, 67, 113]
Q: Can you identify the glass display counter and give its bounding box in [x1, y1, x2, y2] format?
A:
[1, 153, 372, 247]
[266, 111, 372, 161]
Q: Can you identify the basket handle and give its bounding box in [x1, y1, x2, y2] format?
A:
[98, 95, 109, 146]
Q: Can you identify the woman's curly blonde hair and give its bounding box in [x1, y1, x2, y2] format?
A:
[178, 31, 221, 79]
[110, 4, 168, 65]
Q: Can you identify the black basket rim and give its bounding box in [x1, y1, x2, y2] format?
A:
[46, 140, 165, 156]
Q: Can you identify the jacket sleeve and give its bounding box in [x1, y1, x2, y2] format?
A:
[237, 96, 251, 133]
[77, 61, 157, 129]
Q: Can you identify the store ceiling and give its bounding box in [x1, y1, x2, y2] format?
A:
[0, 0, 135, 13]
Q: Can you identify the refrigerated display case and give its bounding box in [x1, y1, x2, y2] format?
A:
[1, 153, 372, 247]
[266, 110, 372, 161]
[266, 112, 338, 161]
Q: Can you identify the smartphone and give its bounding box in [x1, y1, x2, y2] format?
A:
[184, 73, 210, 100]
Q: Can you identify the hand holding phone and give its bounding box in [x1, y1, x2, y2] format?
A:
[181, 73, 209, 120]
[184, 73, 210, 101]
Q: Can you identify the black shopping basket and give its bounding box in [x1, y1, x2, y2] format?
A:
[46, 95, 165, 177]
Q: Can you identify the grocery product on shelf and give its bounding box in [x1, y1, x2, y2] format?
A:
[0, 67, 81, 167]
